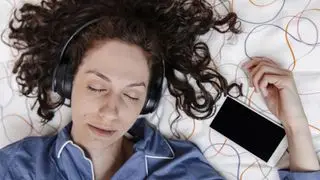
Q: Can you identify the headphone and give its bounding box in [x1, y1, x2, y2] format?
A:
[51, 18, 164, 114]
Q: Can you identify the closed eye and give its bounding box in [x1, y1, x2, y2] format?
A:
[124, 94, 139, 101]
[87, 86, 106, 93]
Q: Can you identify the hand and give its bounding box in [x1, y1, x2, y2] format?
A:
[242, 57, 320, 171]
[241, 57, 308, 130]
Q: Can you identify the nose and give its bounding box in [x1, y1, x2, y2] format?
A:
[98, 92, 119, 121]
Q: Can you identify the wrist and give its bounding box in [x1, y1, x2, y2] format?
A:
[283, 118, 320, 172]
[283, 119, 310, 138]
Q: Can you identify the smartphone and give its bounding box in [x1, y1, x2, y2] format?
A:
[209, 95, 288, 166]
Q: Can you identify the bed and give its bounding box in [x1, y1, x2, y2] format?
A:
[1, 0, 320, 179]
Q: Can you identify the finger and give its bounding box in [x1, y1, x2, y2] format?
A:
[242, 57, 278, 70]
[252, 65, 290, 93]
[259, 57, 279, 66]
[250, 61, 282, 76]
[248, 58, 291, 77]
[242, 57, 285, 88]
[259, 74, 291, 97]
[242, 59, 266, 86]
[247, 58, 277, 70]
[246, 62, 276, 87]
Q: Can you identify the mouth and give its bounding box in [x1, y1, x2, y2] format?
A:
[88, 124, 117, 137]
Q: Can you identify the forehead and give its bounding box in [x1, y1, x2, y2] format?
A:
[80, 40, 150, 83]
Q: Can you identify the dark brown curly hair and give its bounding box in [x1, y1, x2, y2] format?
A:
[3, 0, 243, 125]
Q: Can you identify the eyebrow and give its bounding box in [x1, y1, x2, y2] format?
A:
[85, 70, 146, 88]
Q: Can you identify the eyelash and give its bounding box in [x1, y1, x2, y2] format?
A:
[126, 95, 139, 101]
[87, 86, 139, 101]
[87, 86, 105, 93]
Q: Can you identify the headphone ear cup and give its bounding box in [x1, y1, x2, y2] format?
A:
[140, 64, 163, 114]
[54, 63, 73, 99]
[140, 77, 162, 114]
[63, 63, 73, 99]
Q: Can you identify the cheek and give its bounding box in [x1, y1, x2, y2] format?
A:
[118, 103, 144, 130]
[71, 78, 100, 108]
[118, 113, 139, 132]
[71, 85, 100, 122]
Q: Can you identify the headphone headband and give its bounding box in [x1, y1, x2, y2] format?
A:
[51, 18, 105, 92]
[51, 17, 165, 114]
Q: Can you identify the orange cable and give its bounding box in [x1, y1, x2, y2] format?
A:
[309, 124, 320, 133]
[230, 0, 234, 12]
[240, 160, 258, 180]
[207, 138, 228, 158]
[284, 8, 320, 71]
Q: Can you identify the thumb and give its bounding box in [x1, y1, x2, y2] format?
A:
[259, 74, 289, 96]
[262, 85, 280, 117]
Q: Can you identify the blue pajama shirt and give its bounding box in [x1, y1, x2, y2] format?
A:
[0, 118, 319, 180]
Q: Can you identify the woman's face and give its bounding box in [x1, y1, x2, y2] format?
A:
[70, 39, 150, 148]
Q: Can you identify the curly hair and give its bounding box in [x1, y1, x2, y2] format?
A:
[3, 0, 243, 124]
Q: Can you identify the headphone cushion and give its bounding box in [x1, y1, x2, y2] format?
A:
[54, 63, 73, 99]
[140, 64, 163, 114]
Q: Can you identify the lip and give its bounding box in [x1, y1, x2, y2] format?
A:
[88, 124, 117, 137]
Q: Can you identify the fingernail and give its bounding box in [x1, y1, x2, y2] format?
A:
[242, 62, 248, 67]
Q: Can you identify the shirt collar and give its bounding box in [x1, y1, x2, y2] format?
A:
[55, 121, 73, 158]
[54, 118, 175, 159]
[133, 118, 175, 159]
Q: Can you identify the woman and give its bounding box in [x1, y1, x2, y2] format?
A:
[0, 0, 319, 179]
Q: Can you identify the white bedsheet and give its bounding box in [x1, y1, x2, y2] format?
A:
[1, 0, 320, 179]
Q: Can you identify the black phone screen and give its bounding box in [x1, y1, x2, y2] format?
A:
[210, 96, 286, 162]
